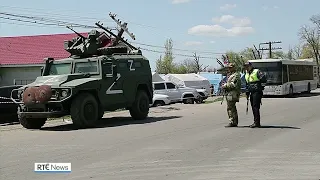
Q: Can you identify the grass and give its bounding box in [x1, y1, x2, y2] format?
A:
[205, 93, 247, 104]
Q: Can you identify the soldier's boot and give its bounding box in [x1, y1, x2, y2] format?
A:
[225, 108, 238, 127]
[225, 123, 237, 127]
[250, 110, 261, 128]
[249, 122, 260, 128]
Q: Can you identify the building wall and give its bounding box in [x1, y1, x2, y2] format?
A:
[0, 66, 43, 86]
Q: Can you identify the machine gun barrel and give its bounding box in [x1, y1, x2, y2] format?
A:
[95, 22, 137, 50]
[66, 26, 86, 40]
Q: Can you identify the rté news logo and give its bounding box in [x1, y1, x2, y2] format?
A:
[34, 163, 71, 173]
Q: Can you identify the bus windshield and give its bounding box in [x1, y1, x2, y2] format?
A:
[250, 62, 282, 85]
[48, 63, 72, 75]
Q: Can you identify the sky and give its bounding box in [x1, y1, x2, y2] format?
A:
[0, 0, 319, 71]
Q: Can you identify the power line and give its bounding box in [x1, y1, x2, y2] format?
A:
[0, 16, 71, 27]
[130, 41, 225, 55]
[0, 12, 97, 28]
[1, 15, 224, 56]
[0, 11, 223, 60]
[1, 11, 187, 45]
[0, 5, 175, 32]
[139, 48, 218, 60]
[0, 6, 114, 23]
[0, 20, 67, 28]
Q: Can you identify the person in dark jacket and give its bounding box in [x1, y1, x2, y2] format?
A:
[243, 62, 267, 128]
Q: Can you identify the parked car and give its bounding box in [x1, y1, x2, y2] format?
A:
[151, 94, 171, 107]
[195, 88, 209, 103]
[152, 81, 201, 104]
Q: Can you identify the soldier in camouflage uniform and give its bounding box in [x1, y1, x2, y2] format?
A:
[221, 63, 242, 127]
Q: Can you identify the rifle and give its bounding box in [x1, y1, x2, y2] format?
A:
[220, 89, 226, 105]
[246, 97, 249, 114]
[220, 74, 229, 105]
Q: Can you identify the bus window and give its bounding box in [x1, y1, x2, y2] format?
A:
[251, 62, 282, 85]
[288, 65, 313, 81]
[282, 65, 288, 83]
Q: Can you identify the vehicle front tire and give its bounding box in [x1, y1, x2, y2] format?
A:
[130, 90, 149, 120]
[70, 93, 99, 128]
[183, 95, 194, 104]
[19, 116, 46, 129]
[288, 86, 294, 97]
[153, 100, 165, 107]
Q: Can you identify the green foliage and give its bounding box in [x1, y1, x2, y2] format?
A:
[155, 39, 208, 74]
[300, 44, 315, 59]
[225, 51, 247, 73]
[155, 38, 176, 74]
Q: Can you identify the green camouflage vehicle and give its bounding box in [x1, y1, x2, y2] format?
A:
[10, 13, 153, 129]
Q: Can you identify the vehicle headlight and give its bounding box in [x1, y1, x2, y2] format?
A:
[61, 89, 69, 98]
[17, 89, 23, 99]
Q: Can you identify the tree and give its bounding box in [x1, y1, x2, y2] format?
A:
[225, 51, 246, 72]
[155, 55, 164, 73]
[192, 52, 208, 73]
[206, 66, 217, 73]
[239, 47, 257, 60]
[175, 59, 196, 73]
[310, 14, 320, 31]
[287, 46, 294, 60]
[155, 38, 176, 74]
[300, 43, 315, 59]
[299, 14, 320, 65]
[272, 51, 287, 59]
[293, 44, 303, 59]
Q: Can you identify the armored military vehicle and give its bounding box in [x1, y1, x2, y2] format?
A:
[10, 13, 153, 129]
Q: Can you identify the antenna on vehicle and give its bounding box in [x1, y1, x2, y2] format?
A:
[95, 12, 138, 50]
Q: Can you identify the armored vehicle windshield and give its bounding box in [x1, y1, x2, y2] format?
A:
[48, 62, 72, 75]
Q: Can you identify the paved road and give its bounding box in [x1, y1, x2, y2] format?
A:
[1, 90, 320, 180]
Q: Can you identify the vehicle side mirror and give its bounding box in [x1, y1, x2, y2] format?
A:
[40, 67, 44, 76]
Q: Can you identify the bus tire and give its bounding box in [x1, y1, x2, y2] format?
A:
[288, 85, 294, 97]
[307, 83, 311, 93]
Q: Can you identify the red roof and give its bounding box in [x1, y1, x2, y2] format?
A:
[0, 32, 88, 65]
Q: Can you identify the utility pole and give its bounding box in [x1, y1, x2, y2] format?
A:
[259, 41, 282, 58]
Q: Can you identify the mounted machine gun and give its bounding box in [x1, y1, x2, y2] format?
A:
[63, 12, 139, 59]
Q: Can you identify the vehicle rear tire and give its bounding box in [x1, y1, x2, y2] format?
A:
[70, 93, 99, 128]
[195, 97, 203, 104]
[307, 83, 311, 93]
[19, 116, 46, 129]
[153, 100, 165, 107]
[130, 90, 149, 120]
[183, 95, 194, 104]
